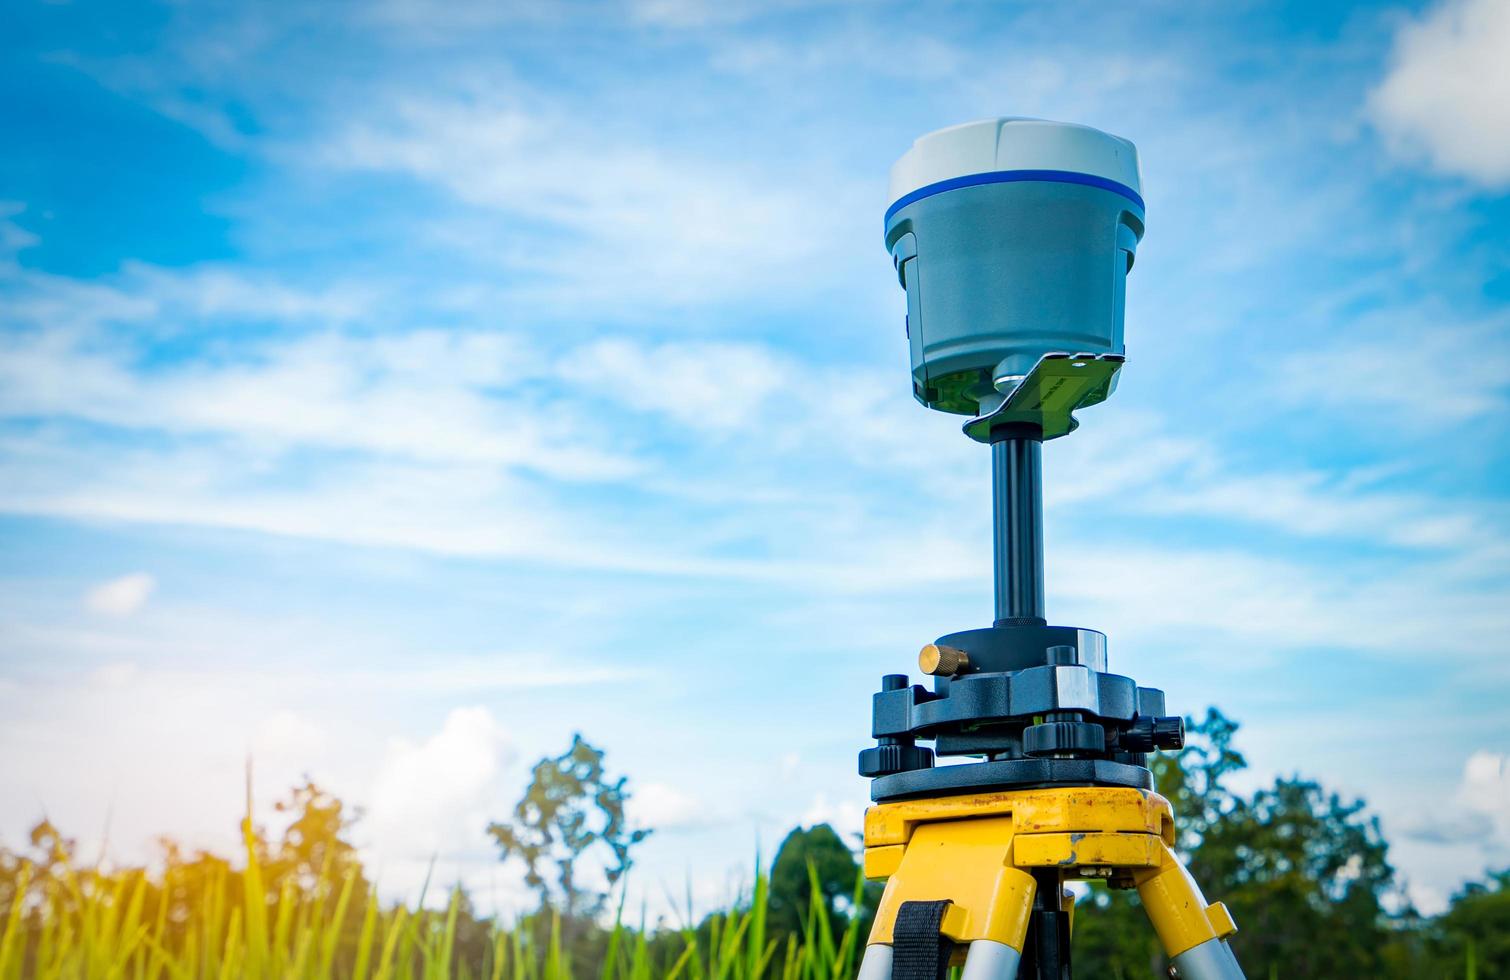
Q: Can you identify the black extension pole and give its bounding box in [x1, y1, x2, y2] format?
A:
[990, 429, 1045, 625]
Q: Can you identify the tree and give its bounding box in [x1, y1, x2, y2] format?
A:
[768, 824, 867, 940]
[487, 734, 650, 921]
[267, 779, 367, 892]
[1150, 707, 1246, 853]
[1071, 710, 1246, 978]
[1433, 869, 1510, 978]
[262, 779, 374, 972]
[1201, 777, 1401, 976]
[1071, 709, 1412, 978]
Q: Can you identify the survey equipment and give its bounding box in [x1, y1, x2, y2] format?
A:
[855, 119, 1246, 980]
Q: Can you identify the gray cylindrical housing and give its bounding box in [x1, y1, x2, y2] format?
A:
[885, 118, 1146, 415]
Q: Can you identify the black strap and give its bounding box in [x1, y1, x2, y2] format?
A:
[891, 900, 954, 980]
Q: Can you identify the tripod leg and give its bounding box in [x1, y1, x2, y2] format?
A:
[1134, 841, 1245, 980]
[858, 944, 893, 980]
[863, 815, 1037, 980]
[1166, 937, 1244, 980]
[960, 941, 1022, 980]
[859, 938, 1026, 980]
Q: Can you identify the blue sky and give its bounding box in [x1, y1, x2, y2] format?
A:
[2, 0, 1508, 919]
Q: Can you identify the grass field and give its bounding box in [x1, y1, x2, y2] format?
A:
[1, 787, 1492, 979]
[0, 806, 865, 980]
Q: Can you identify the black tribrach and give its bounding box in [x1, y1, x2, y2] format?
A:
[857, 619, 1185, 802]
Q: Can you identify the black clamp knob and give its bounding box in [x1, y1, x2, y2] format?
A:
[1023, 721, 1106, 757]
[1121, 715, 1185, 753]
[858, 742, 934, 777]
[860, 672, 935, 778]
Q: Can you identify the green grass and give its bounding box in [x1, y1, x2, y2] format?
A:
[0, 809, 864, 980]
[3, 840, 1491, 980]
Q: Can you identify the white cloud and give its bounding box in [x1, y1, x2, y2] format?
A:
[558, 339, 789, 434]
[0, 246, 373, 335]
[1051, 410, 1501, 556]
[86, 661, 141, 687]
[1369, 0, 1510, 186]
[84, 573, 157, 616]
[0, 202, 38, 259]
[1458, 751, 1510, 849]
[1131, 468, 1480, 551]
[358, 0, 582, 35]
[0, 290, 972, 588]
[366, 707, 512, 866]
[322, 95, 857, 308]
[1399, 751, 1510, 856]
[1064, 540, 1510, 660]
[626, 0, 864, 28]
[254, 710, 331, 764]
[0, 428, 965, 586]
[1459, 749, 1509, 795]
[627, 782, 707, 831]
[126, 263, 376, 324]
[0, 325, 632, 483]
[800, 793, 865, 842]
[1273, 312, 1510, 428]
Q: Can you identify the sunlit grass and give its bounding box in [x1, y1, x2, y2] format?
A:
[1, 831, 1489, 980]
[0, 804, 864, 980]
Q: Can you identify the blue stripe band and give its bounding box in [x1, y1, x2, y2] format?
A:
[884, 169, 1145, 224]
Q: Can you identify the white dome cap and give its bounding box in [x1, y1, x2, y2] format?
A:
[888, 117, 1143, 214]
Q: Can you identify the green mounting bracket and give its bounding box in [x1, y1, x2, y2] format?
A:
[962, 352, 1125, 443]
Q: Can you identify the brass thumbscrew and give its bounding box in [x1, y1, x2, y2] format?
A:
[918, 643, 970, 676]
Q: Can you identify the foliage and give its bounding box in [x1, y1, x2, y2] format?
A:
[761, 824, 882, 977]
[1200, 777, 1399, 976]
[1069, 709, 1490, 978]
[1431, 870, 1510, 979]
[268, 780, 368, 891]
[1148, 707, 1246, 852]
[768, 826, 857, 939]
[487, 735, 650, 923]
[1069, 709, 1248, 979]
